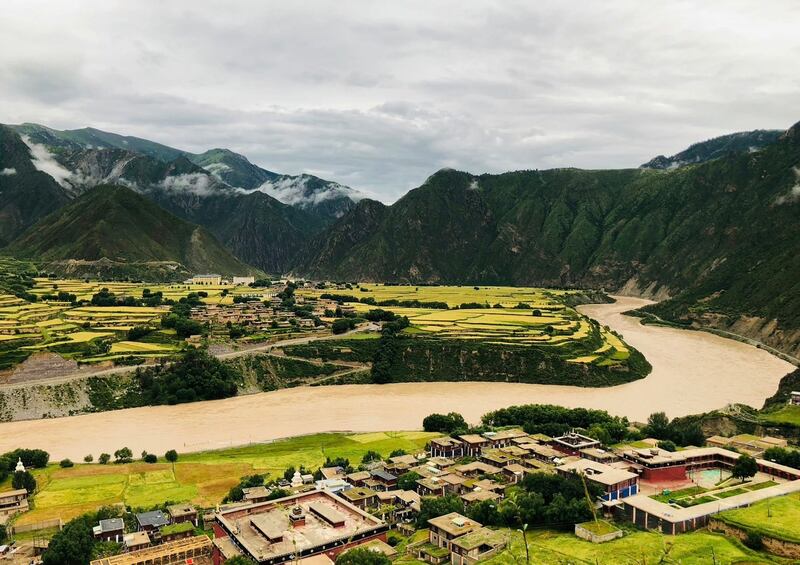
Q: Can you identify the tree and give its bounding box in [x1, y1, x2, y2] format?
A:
[226, 485, 244, 502]
[143, 454, 157, 464]
[422, 412, 467, 434]
[84, 454, 94, 463]
[0, 524, 6, 545]
[165, 449, 178, 463]
[336, 547, 391, 565]
[416, 495, 464, 528]
[224, 557, 255, 565]
[12, 471, 36, 494]
[657, 440, 677, 452]
[732, 454, 758, 481]
[397, 471, 421, 491]
[98, 453, 111, 465]
[114, 447, 133, 463]
[389, 449, 407, 458]
[645, 412, 670, 439]
[43, 516, 95, 565]
[59, 459, 74, 468]
[361, 450, 382, 464]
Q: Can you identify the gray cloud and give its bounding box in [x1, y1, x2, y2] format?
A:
[1, 0, 799, 202]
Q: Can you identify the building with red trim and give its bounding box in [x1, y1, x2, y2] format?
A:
[211, 490, 388, 564]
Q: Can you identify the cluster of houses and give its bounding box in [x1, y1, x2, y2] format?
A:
[90, 504, 200, 555]
[11, 427, 800, 565]
[189, 301, 317, 331]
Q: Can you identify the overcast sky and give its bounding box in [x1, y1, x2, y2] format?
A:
[2, 1, 799, 201]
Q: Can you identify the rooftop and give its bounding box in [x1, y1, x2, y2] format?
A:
[451, 527, 506, 551]
[428, 512, 482, 537]
[216, 490, 386, 563]
[557, 459, 637, 487]
[136, 510, 169, 528]
[91, 535, 211, 565]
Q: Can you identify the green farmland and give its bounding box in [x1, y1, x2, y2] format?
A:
[1, 431, 437, 526]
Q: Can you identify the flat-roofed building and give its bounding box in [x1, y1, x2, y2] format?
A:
[557, 459, 639, 501]
[450, 527, 507, 564]
[136, 510, 170, 532]
[453, 461, 502, 477]
[212, 490, 388, 564]
[93, 518, 124, 542]
[427, 513, 482, 550]
[0, 488, 28, 521]
[233, 276, 256, 286]
[482, 429, 529, 448]
[458, 435, 490, 457]
[192, 274, 222, 286]
[461, 489, 502, 506]
[551, 432, 601, 456]
[90, 535, 211, 565]
[429, 437, 464, 459]
[123, 531, 151, 552]
[580, 447, 620, 464]
[168, 503, 198, 526]
[337, 487, 377, 510]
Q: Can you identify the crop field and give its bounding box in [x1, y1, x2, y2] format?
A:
[0, 431, 437, 525]
[301, 284, 631, 367]
[0, 278, 280, 369]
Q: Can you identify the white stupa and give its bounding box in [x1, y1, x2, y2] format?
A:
[15, 458, 25, 473]
[291, 470, 303, 488]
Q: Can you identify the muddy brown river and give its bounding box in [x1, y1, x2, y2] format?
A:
[0, 297, 793, 460]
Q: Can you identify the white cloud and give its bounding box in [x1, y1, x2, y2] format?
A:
[1, 1, 800, 201]
[20, 135, 74, 187]
[775, 167, 800, 205]
[158, 173, 219, 196]
[249, 174, 364, 208]
[0, 168, 16, 176]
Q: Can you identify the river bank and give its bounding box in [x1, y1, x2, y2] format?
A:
[0, 296, 793, 460]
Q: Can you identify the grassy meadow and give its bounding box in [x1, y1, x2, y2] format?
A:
[718, 494, 800, 543]
[1, 431, 437, 525]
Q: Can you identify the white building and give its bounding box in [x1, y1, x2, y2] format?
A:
[232, 276, 255, 286]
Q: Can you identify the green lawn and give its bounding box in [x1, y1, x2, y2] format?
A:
[719, 493, 800, 543]
[650, 485, 707, 503]
[483, 529, 781, 564]
[579, 520, 619, 535]
[4, 431, 437, 526]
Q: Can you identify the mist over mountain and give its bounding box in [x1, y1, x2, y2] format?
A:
[3, 123, 362, 271]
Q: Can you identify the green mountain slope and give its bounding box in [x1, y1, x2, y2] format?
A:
[0, 126, 71, 246]
[296, 122, 800, 356]
[7, 185, 255, 280]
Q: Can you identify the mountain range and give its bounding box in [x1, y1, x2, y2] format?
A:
[1, 119, 798, 356]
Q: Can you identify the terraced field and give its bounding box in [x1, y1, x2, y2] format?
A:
[0, 278, 279, 370]
[301, 284, 631, 367]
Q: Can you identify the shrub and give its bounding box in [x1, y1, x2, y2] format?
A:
[83, 454, 94, 463]
[59, 459, 74, 468]
[165, 449, 178, 463]
[98, 453, 111, 465]
[143, 454, 158, 464]
[114, 447, 133, 464]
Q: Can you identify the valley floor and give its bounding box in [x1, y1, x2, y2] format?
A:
[0, 298, 793, 461]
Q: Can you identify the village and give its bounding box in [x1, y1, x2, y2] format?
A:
[3, 415, 800, 565]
